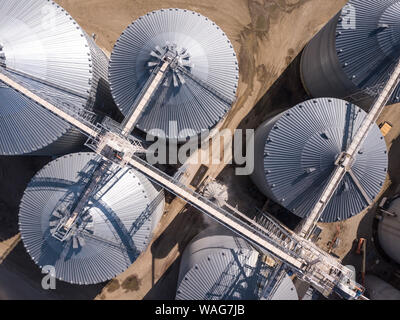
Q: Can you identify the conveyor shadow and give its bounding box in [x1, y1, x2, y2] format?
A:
[143, 258, 181, 300]
[150, 205, 205, 260]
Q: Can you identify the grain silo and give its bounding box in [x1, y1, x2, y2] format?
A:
[301, 0, 400, 105]
[19, 152, 164, 285]
[0, 0, 112, 156]
[109, 8, 239, 142]
[378, 197, 400, 265]
[365, 275, 400, 300]
[251, 98, 388, 223]
[176, 225, 298, 300]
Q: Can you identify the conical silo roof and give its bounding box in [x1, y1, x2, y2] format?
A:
[301, 0, 400, 104]
[19, 152, 164, 285]
[252, 98, 388, 222]
[0, 0, 111, 155]
[176, 226, 298, 300]
[109, 8, 239, 141]
[335, 0, 400, 103]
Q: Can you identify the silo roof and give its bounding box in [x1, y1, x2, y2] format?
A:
[336, 0, 400, 103]
[0, 0, 94, 155]
[109, 8, 239, 140]
[176, 243, 261, 300]
[176, 227, 298, 300]
[263, 98, 387, 222]
[19, 152, 164, 284]
[268, 274, 299, 300]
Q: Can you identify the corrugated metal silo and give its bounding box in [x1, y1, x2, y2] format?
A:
[109, 8, 239, 142]
[378, 197, 400, 265]
[251, 98, 388, 222]
[0, 0, 112, 156]
[301, 0, 400, 104]
[176, 225, 298, 300]
[365, 275, 400, 300]
[19, 152, 164, 284]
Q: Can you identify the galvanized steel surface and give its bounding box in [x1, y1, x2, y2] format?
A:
[365, 275, 400, 300]
[301, 0, 400, 104]
[176, 226, 298, 300]
[109, 8, 239, 141]
[19, 152, 164, 284]
[252, 98, 388, 222]
[337, 0, 400, 103]
[0, 0, 110, 155]
[269, 274, 298, 300]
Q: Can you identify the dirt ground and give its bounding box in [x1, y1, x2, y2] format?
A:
[0, 0, 354, 300]
[0, 156, 50, 241]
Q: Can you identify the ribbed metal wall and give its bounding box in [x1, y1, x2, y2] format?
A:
[0, 0, 112, 156]
[301, 0, 400, 105]
[365, 275, 400, 300]
[109, 8, 239, 141]
[176, 225, 298, 300]
[378, 198, 400, 265]
[19, 152, 164, 285]
[251, 98, 388, 223]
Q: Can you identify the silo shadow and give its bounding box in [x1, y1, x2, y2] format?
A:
[145, 204, 207, 298]
[0, 155, 51, 240]
[237, 50, 310, 131]
[0, 241, 106, 300]
[226, 51, 310, 230]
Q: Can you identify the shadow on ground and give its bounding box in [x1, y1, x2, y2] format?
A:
[0, 156, 51, 240]
[237, 51, 309, 131]
[142, 206, 206, 299]
[0, 241, 105, 300]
